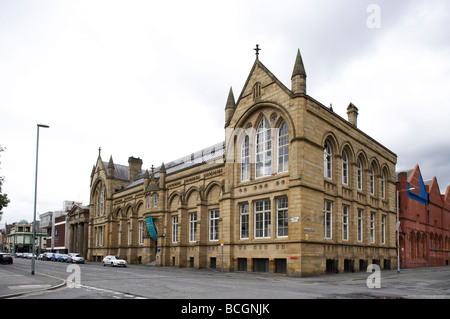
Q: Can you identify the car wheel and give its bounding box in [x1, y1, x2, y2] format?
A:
[103, 262, 106, 266]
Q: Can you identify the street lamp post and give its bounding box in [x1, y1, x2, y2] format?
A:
[32, 124, 49, 275]
[396, 187, 414, 274]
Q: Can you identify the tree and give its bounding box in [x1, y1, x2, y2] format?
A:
[0, 145, 10, 220]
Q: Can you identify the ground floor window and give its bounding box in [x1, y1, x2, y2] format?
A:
[275, 259, 287, 274]
[253, 258, 269, 272]
[238, 258, 247, 271]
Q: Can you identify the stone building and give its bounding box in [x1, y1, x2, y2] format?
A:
[86, 48, 397, 276]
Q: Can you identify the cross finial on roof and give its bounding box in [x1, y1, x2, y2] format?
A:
[254, 44, 260, 58]
[98, 147, 101, 156]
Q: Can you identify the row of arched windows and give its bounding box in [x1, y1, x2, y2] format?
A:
[324, 138, 390, 199]
[403, 232, 450, 260]
[240, 116, 289, 182]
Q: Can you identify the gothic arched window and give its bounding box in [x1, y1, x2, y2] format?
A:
[324, 140, 332, 179]
[241, 135, 250, 181]
[342, 150, 348, 185]
[255, 117, 272, 178]
[278, 120, 289, 173]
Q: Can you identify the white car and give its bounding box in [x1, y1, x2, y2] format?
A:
[102, 255, 127, 267]
[67, 253, 85, 264]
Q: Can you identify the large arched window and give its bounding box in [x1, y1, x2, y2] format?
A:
[278, 120, 289, 173]
[324, 140, 332, 179]
[241, 135, 250, 181]
[342, 150, 348, 185]
[255, 117, 272, 178]
[95, 182, 105, 216]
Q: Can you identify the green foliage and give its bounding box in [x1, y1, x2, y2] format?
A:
[0, 145, 10, 218]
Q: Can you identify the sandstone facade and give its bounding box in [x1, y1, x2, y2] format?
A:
[85, 49, 397, 276]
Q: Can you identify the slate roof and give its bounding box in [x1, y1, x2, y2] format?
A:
[123, 141, 225, 190]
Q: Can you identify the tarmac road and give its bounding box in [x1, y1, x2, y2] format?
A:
[1, 257, 449, 300]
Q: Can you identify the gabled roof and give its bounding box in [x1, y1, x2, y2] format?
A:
[102, 161, 129, 181]
[236, 58, 293, 106]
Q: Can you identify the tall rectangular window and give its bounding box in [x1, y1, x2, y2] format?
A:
[138, 220, 144, 245]
[189, 212, 197, 242]
[127, 222, 131, 245]
[255, 118, 272, 178]
[240, 203, 249, 239]
[241, 136, 250, 182]
[342, 151, 348, 185]
[370, 212, 376, 243]
[255, 200, 271, 238]
[172, 215, 178, 243]
[277, 121, 289, 173]
[382, 215, 386, 244]
[342, 205, 349, 241]
[277, 197, 288, 237]
[100, 187, 105, 216]
[99, 226, 103, 246]
[357, 209, 363, 242]
[324, 201, 332, 239]
[209, 209, 220, 241]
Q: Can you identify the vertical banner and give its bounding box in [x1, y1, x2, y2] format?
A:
[145, 217, 158, 243]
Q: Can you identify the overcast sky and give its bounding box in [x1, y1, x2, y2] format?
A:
[1, 0, 449, 227]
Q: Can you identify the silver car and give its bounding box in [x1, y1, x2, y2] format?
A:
[67, 253, 85, 264]
[102, 255, 127, 267]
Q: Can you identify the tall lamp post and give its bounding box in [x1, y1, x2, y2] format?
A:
[396, 187, 414, 274]
[32, 124, 50, 275]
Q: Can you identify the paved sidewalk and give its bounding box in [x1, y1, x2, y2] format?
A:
[0, 265, 66, 298]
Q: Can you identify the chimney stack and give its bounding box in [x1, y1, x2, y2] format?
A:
[128, 156, 143, 182]
[347, 103, 359, 127]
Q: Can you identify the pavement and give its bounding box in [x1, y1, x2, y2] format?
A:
[0, 265, 66, 299]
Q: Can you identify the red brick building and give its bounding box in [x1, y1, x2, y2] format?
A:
[396, 165, 450, 268]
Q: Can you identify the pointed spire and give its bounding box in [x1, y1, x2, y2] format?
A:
[107, 155, 115, 179]
[291, 49, 307, 95]
[144, 169, 150, 179]
[225, 87, 235, 110]
[160, 162, 166, 174]
[292, 49, 306, 79]
[107, 155, 114, 169]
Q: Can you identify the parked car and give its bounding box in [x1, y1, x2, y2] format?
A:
[37, 253, 44, 260]
[42, 252, 53, 261]
[14, 252, 23, 258]
[67, 253, 85, 264]
[24, 253, 36, 259]
[57, 254, 68, 262]
[0, 253, 13, 264]
[102, 255, 127, 267]
[51, 253, 61, 262]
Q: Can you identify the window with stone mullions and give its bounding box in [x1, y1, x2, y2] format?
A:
[209, 209, 220, 241]
[342, 205, 349, 241]
[189, 212, 197, 242]
[324, 200, 332, 239]
[240, 203, 249, 239]
[172, 215, 178, 243]
[255, 200, 271, 238]
[277, 197, 288, 237]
